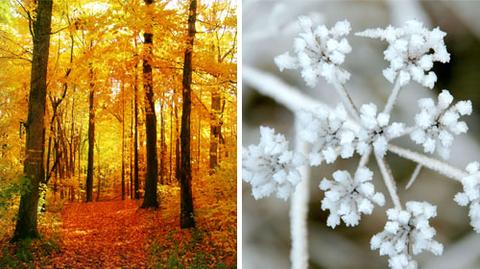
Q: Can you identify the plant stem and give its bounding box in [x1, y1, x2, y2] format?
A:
[290, 117, 311, 269]
[244, 66, 324, 112]
[405, 164, 422, 189]
[333, 83, 361, 121]
[383, 77, 402, 114]
[375, 152, 402, 209]
[388, 144, 466, 181]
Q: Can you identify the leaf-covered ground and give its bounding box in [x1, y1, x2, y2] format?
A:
[0, 184, 236, 269]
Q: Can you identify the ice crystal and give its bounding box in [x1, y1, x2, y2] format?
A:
[356, 19, 450, 89]
[298, 105, 356, 166]
[410, 89, 471, 159]
[454, 162, 480, 232]
[275, 17, 352, 87]
[320, 167, 385, 228]
[242, 126, 304, 200]
[371, 201, 443, 269]
[357, 103, 405, 157]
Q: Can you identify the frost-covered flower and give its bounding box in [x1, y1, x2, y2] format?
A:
[298, 105, 356, 166]
[357, 103, 405, 157]
[319, 167, 385, 228]
[454, 162, 480, 232]
[410, 90, 471, 159]
[242, 126, 304, 200]
[275, 17, 352, 87]
[356, 19, 450, 89]
[371, 201, 443, 269]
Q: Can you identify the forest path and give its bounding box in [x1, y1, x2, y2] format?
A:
[51, 200, 149, 268]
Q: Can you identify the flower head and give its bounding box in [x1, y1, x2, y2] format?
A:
[319, 167, 385, 228]
[454, 162, 480, 232]
[371, 201, 443, 269]
[242, 126, 304, 200]
[410, 90, 471, 159]
[298, 105, 356, 166]
[357, 103, 405, 157]
[356, 19, 450, 88]
[275, 17, 352, 87]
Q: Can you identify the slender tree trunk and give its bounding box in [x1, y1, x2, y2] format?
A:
[169, 101, 173, 184]
[130, 96, 134, 199]
[12, 0, 53, 242]
[160, 92, 166, 185]
[134, 37, 140, 200]
[179, 0, 197, 229]
[85, 64, 95, 202]
[197, 91, 201, 174]
[209, 90, 221, 174]
[141, 0, 159, 209]
[121, 83, 126, 200]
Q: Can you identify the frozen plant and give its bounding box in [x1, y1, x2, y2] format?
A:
[454, 162, 480, 232]
[298, 105, 356, 166]
[320, 167, 385, 228]
[243, 17, 478, 269]
[371, 201, 443, 269]
[410, 89, 472, 159]
[242, 126, 304, 200]
[356, 20, 450, 89]
[275, 17, 352, 87]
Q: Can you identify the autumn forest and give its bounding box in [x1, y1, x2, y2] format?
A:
[0, 0, 237, 268]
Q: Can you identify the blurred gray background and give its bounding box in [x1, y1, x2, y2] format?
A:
[242, 1, 480, 268]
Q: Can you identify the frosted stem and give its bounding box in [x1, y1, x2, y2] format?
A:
[388, 144, 466, 181]
[358, 148, 371, 169]
[244, 65, 325, 112]
[290, 117, 311, 269]
[333, 83, 361, 121]
[405, 164, 423, 190]
[375, 152, 402, 209]
[383, 77, 402, 114]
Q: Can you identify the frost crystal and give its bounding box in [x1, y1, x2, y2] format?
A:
[454, 162, 480, 232]
[298, 105, 356, 166]
[319, 167, 385, 228]
[410, 90, 471, 159]
[357, 103, 405, 157]
[371, 201, 443, 269]
[275, 17, 352, 87]
[242, 126, 304, 200]
[356, 19, 450, 88]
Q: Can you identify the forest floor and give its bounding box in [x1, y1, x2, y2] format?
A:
[0, 185, 236, 269]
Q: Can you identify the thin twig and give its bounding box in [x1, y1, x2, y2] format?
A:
[375, 152, 402, 209]
[290, 117, 311, 269]
[383, 77, 402, 114]
[388, 144, 466, 181]
[405, 164, 422, 190]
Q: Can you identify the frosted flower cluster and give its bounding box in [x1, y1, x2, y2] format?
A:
[454, 162, 480, 232]
[357, 103, 405, 157]
[410, 90, 471, 159]
[275, 17, 352, 87]
[320, 167, 385, 228]
[242, 126, 304, 200]
[357, 19, 450, 88]
[371, 201, 443, 269]
[298, 105, 356, 166]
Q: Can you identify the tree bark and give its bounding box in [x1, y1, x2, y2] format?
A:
[133, 37, 140, 200]
[179, 0, 197, 229]
[121, 83, 126, 200]
[12, 0, 53, 242]
[85, 64, 95, 202]
[209, 90, 221, 174]
[140, 0, 159, 209]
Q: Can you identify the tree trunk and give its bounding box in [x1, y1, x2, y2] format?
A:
[85, 64, 95, 202]
[133, 37, 140, 200]
[179, 0, 197, 229]
[209, 90, 221, 174]
[141, 0, 159, 209]
[121, 83, 126, 200]
[12, 0, 53, 242]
